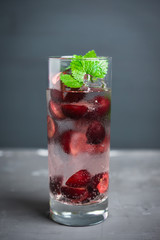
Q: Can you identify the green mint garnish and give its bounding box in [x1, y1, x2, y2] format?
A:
[60, 74, 83, 88]
[83, 50, 97, 58]
[70, 55, 86, 82]
[60, 50, 108, 88]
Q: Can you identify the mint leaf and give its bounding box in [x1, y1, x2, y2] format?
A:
[70, 51, 108, 81]
[84, 59, 108, 78]
[84, 50, 97, 58]
[70, 55, 85, 83]
[60, 50, 108, 88]
[72, 70, 85, 83]
[70, 55, 84, 75]
[60, 74, 83, 88]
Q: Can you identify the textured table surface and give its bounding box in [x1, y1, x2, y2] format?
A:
[0, 149, 160, 240]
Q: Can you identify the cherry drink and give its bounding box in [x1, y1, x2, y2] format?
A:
[47, 53, 112, 226]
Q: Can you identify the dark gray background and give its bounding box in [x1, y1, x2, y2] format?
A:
[0, 0, 160, 148]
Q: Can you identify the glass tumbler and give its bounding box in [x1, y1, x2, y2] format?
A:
[46, 56, 112, 226]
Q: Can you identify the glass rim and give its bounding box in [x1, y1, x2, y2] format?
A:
[49, 56, 112, 60]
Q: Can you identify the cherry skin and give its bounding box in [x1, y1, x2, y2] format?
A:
[86, 121, 105, 144]
[66, 169, 91, 188]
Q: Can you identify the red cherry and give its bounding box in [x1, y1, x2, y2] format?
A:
[69, 132, 87, 155]
[61, 130, 109, 155]
[97, 172, 109, 193]
[61, 131, 88, 155]
[49, 100, 65, 120]
[87, 185, 100, 200]
[51, 72, 61, 85]
[61, 103, 88, 119]
[90, 172, 109, 194]
[86, 121, 105, 144]
[61, 130, 73, 154]
[85, 96, 110, 119]
[64, 92, 85, 103]
[61, 186, 88, 202]
[50, 89, 63, 103]
[50, 176, 63, 195]
[66, 169, 91, 188]
[47, 115, 56, 139]
[94, 96, 110, 117]
[85, 135, 110, 154]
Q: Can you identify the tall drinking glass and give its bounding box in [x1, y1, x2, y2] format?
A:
[46, 56, 112, 226]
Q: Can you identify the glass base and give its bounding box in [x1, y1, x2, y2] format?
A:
[49, 196, 108, 226]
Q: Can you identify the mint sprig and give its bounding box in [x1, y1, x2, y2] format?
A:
[84, 59, 108, 78]
[60, 74, 83, 88]
[60, 50, 108, 88]
[70, 55, 85, 82]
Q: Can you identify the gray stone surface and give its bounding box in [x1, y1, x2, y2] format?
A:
[0, 149, 160, 240]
